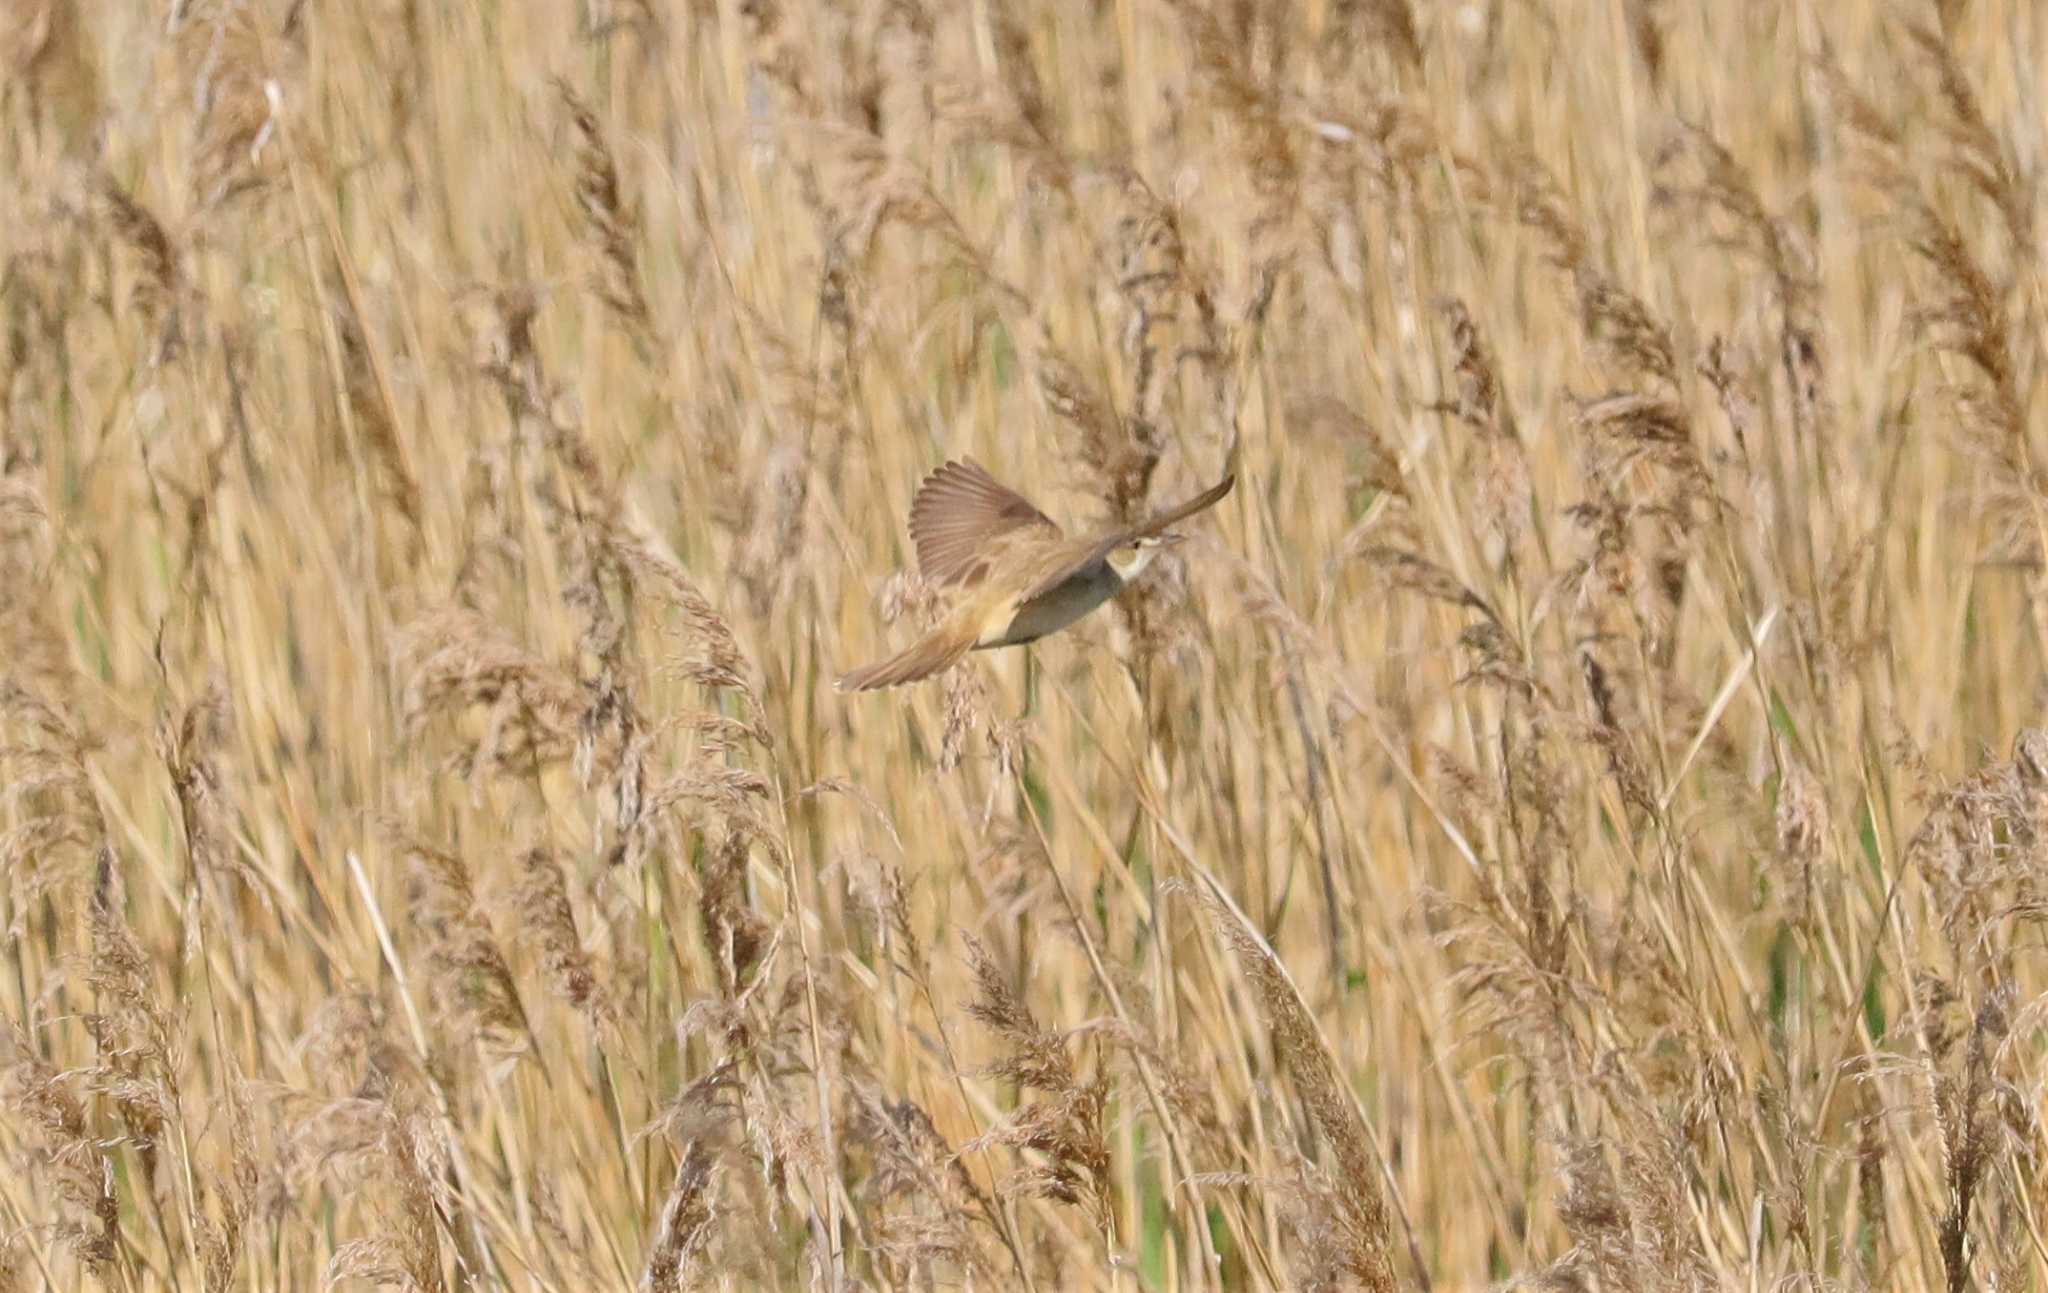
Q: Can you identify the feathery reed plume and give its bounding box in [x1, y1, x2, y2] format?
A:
[292, 987, 422, 1104]
[1902, 735, 2044, 969]
[1290, 394, 1410, 514]
[1358, 543, 1502, 626]
[849, 1088, 998, 1283]
[1178, 2, 1301, 261]
[172, 0, 282, 209]
[1182, 885, 1398, 1291]
[932, 24, 1076, 199]
[12, 1, 2048, 1284]
[1902, 21, 2032, 252]
[704, 309, 820, 615]
[938, 654, 990, 775]
[95, 174, 185, 364]
[1508, 153, 1684, 391]
[0, 686, 100, 923]
[507, 844, 610, 1021]
[613, 531, 770, 744]
[461, 278, 617, 518]
[0, 605, 155, 1273]
[156, 678, 271, 945]
[0, 1024, 120, 1269]
[1925, 980, 2013, 1293]
[1825, 36, 2042, 571]
[1434, 299, 1533, 562]
[84, 847, 179, 1194]
[327, 257, 425, 534]
[960, 935, 1112, 1231]
[641, 1141, 718, 1293]
[391, 828, 532, 1069]
[196, 1072, 258, 1287]
[1526, 1131, 1716, 1291]
[398, 607, 588, 780]
[1027, 328, 1144, 506]
[322, 1110, 451, 1293]
[639, 1063, 739, 1292]
[642, 758, 782, 881]
[1772, 757, 1828, 931]
[825, 128, 1029, 313]
[1651, 123, 1827, 440]
[984, 7, 1050, 144]
[556, 78, 655, 350]
[696, 827, 773, 995]
[561, 527, 650, 869]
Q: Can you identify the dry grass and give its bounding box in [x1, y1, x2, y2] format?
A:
[7, 1, 2048, 1288]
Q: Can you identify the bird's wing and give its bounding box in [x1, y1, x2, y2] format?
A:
[1124, 472, 1237, 540]
[908, 459, 1059, 587]
[1021, 473, 1236, 603]
[1013, 537, 1111, 608]
[835, 607, 987, 691]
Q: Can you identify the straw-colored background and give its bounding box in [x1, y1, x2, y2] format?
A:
[5, 1, 2047, 1288]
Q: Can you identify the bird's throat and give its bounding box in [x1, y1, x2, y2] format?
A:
[1108, 544, 1160, 581]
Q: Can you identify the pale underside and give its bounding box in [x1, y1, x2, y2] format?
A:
[910, 458, 1132, 649]
[837, 459, 1233, 691]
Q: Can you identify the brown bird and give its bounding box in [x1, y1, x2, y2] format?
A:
[838, 459, 1235, 691]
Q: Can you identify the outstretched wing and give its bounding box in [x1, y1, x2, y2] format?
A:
[1022, 472, 1236, 603]
[908, 459, 1059, 587]
[1124, 473, 1236, 540]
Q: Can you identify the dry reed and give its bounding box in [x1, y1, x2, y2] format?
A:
[6, 2, 2048, 1289]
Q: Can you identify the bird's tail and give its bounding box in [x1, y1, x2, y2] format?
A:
[836, 617, 982, 691]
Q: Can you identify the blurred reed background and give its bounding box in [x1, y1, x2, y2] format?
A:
[4, 0, 2048, 1288]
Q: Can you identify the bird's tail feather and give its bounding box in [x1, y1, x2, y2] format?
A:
[836, 618, 982, 691]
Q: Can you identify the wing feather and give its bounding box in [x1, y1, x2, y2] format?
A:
[1021, 473, 1236, 603]
[908, 459, 1058, 587]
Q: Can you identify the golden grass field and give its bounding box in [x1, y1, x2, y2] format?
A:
[7, 0, 2048, 1288]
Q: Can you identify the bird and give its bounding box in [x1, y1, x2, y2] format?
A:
[837, 458, 1235, 691]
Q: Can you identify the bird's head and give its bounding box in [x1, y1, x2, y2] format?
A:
[1106, 532, 1183, 581]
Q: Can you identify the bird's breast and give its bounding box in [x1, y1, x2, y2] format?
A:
[980, 561, 1122, 647]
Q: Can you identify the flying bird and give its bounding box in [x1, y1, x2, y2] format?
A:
[838, 459, 1235, 691]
